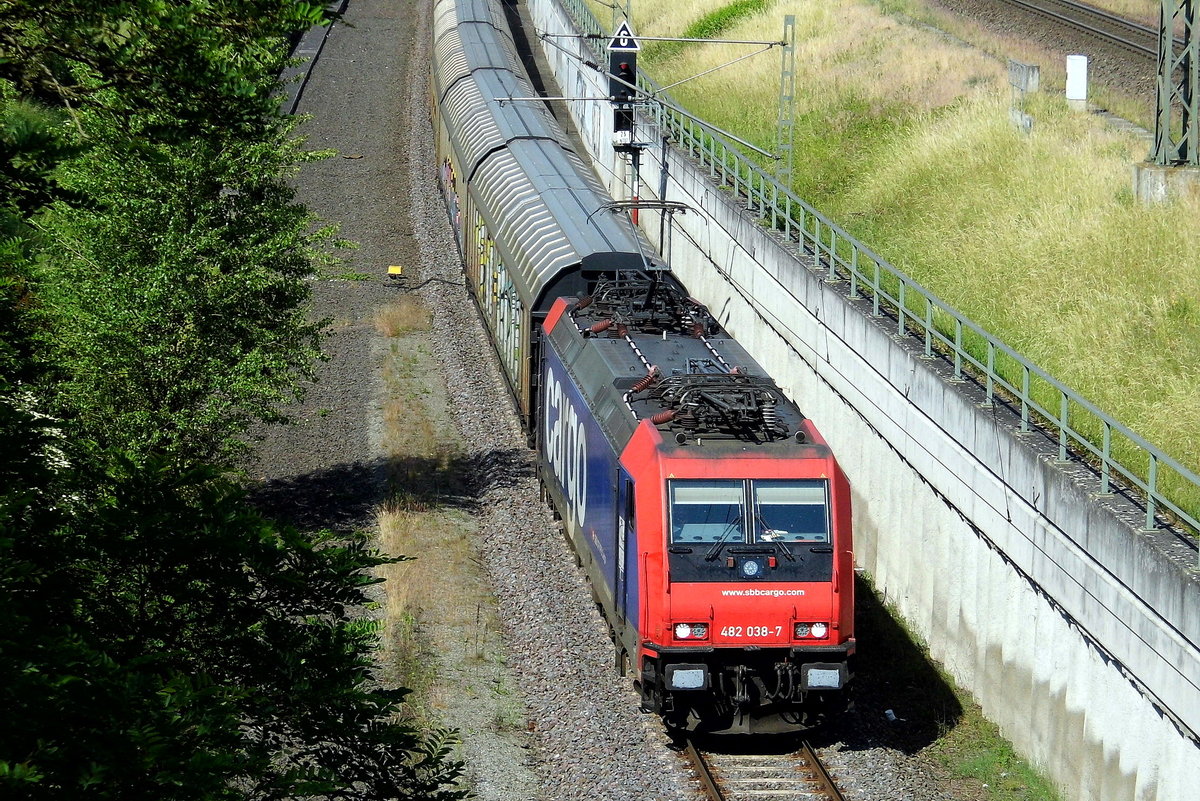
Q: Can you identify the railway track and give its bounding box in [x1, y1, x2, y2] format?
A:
[683, 738, 846, 801]
[996, 0, 1182, 61]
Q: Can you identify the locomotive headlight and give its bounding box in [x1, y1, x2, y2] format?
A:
[673, 622, 709, 640]
[794, 622, 830, 639]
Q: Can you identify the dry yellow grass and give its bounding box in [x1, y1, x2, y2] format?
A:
[377, 506, 429, 661]
[842, 89, 1200, 469]
[372, 296, 461, 678]
[377, 504, 477, 662]
[369, 292, 519, 748]
[643, 0, 1004, 120]
[375, 294, 432, 337]
[1085, 0, 1159, 25]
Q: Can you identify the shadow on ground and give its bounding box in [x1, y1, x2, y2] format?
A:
[248, 448, 535, 533]
[812, 574, 964, 755]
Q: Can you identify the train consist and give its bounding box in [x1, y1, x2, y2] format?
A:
[431, 0, 855, 731]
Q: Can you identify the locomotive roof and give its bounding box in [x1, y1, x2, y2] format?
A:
[432, 0, 654, 313]
[545, 277, 822, 458]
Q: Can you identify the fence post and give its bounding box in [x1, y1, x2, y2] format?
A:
[985, 342, 995, 406]
[954, 318, 963, 379]
[924, 299, 933, 358]
[1145, 455, 1158, 531]
[873, 261, 881, 317]
[1021, 365, 1031, 432]
[850, 248, 859, 298]
[1101, 422, 1112, 495]
[1058, 393, 1069, 461]
[828, 230, 838, 281]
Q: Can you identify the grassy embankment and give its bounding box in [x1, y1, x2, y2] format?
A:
[1080, 0, 1159, 25]
[607, 0, 1200, 524]
[373, 296, 526, 767]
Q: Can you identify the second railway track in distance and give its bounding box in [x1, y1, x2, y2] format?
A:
[684, 738, 847, 801]
[997, 0, 1180, 60]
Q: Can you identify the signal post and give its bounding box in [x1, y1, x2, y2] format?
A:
[608, 21, 644, 224]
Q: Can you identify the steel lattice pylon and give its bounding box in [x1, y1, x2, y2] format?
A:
[1153, 0, 1199, 165]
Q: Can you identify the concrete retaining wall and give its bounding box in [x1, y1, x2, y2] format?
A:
[528, 1, 1200, 798]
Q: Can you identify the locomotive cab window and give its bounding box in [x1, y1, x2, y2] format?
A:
[753, 480, 829, 543]
[669, 480, 745, 543]
[667, 479, 835, 584]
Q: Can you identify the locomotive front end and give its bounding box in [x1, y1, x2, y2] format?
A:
[625, 424, 856, 733]
[539, 281, 856, 734]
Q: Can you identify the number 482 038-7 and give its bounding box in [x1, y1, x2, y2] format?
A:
[720, 625, 783, 638]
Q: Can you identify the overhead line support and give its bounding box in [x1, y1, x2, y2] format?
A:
[1152, 0, 1198, 165]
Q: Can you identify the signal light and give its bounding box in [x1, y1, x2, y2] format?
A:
[610, 52, 637, 136]
[673, 622, 709, 640]
[610, 60, 637, 103]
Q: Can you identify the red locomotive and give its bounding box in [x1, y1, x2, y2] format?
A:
[539, 275, 854, 731]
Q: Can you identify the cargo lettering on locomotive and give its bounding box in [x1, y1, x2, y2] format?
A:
[544, 372, 588, 533]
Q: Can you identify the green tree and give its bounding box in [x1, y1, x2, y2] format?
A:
[36, 123, 328, 464]
[1, 4, 463, 800]
[0, 461, 467, 799]
[2, 0, 338, 465]
[0, 99, 80, 222]
[0, 0, 330, 140]
[1, 98, 78, 387]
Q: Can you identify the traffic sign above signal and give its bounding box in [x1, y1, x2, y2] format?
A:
[608, 20, 640, 52]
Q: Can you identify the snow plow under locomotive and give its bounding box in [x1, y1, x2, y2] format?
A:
[432, 0, 854, 732]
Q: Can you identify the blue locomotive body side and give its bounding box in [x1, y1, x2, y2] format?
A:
[540, 332, 639, 626]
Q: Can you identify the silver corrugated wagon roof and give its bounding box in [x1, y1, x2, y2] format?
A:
[473, 139, 646, 306]
[433, 0, 653, 312]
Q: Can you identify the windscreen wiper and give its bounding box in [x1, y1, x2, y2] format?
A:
[703, 520, 741, 562]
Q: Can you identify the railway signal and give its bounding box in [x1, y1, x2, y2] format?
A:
[608, 20, 642, 220]
[610, 58, 637, 105]
[608, 20, 640, 138]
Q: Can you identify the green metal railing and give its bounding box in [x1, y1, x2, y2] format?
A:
[555, 0, 1200, 558]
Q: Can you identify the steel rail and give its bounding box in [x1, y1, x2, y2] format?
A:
[683, 738, 847, 801]
[996, 0, 1181, 60]
[683, 739, 726, 801]
[798, 740, 844, 801]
